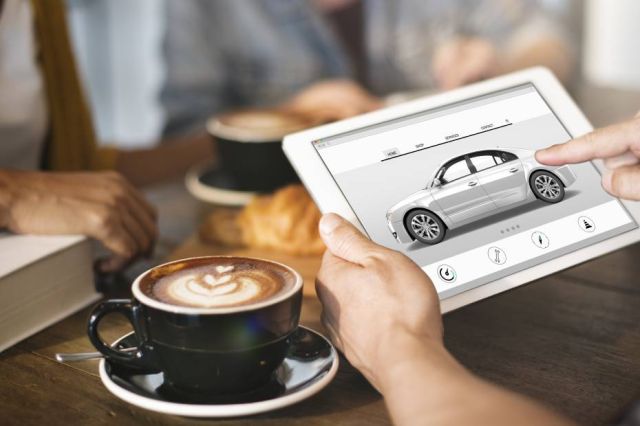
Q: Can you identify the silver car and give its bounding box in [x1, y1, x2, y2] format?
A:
[386, 148, 576, 245]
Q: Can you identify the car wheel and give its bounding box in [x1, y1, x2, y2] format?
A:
[405, 210, 446, 244]
[530, 170, 565, 203]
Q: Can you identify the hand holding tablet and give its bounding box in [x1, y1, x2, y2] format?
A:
[284, 67, 640, 312]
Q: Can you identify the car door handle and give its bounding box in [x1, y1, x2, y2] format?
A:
[468, 181, 478, 187]
[509, 167, 519, 173]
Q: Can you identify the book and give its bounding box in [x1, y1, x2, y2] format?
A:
[0, 233, 100, 352]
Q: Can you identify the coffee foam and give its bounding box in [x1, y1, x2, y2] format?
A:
[222, 111, 294, 129]
[207, 109, 314, 142]
[150, 262, 290, 309]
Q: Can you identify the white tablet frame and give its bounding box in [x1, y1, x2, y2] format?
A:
[283, 67, 640, 313]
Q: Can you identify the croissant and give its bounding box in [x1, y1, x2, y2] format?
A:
[199, 185, 325, 256]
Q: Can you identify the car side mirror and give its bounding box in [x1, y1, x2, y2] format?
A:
[432, 178, 442, 188]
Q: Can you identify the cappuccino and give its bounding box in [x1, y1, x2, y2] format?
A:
[89, 255, 303, 393]
[141, 258, 295, 309]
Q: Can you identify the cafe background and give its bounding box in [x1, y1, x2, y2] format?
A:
[67, 0, 640, 147]
[64, 0, 640, 266]
[2, 1, 640, 424]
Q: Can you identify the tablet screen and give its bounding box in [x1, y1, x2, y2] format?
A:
[312, 84, 637, 299]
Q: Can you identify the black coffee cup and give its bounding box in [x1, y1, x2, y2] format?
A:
[87, 256, 303, 394]
[207, 109, 314, 193]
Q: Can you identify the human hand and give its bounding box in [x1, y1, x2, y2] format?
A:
[536, 112, 640, 200]
[316, 214, 574, 426]
[432, 37, 499, 90]
[315, 213, 443, 390]
[0, 170, 157, 272]
[283, 79, 382, 123]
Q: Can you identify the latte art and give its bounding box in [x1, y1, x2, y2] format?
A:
[152, 263, 286, 308]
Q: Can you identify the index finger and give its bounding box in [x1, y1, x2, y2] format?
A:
[316, 250, 352, 291]
[106, 172, 157, 222]
[535, 118, 640, 166]
[315, 251, 352, 319]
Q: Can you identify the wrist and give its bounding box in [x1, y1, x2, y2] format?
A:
[377, 332, 465, 395]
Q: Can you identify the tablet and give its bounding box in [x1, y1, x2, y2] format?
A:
[283, 67, 640, 313]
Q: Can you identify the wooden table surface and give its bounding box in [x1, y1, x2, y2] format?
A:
[2, 235, 640, 425]
[1, 84, 640, 425]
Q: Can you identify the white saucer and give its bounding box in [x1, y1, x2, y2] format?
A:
[99, 326, 339, 418]
[185, 162, 257, 206]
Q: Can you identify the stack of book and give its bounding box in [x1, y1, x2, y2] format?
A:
[0, 233, 99, 352]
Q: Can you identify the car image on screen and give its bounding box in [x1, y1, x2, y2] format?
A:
[386, 148, 576, 245]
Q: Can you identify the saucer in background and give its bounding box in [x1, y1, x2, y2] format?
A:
[185, 162, 257, 207]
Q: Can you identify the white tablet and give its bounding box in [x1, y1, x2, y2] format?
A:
[283, 67, 640, 313]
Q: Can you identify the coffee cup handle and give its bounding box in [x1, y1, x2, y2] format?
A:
[87, 299, 154, 370]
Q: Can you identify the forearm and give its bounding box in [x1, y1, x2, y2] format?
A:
[379, 337, 573, 426]
[116, 133, 214, 187]
[0, 170, 14, 229]
[500, 37, 573, 83]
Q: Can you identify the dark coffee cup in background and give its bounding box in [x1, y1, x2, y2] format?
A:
[207, 109, 314, 193]
[87, 256, 303, 394]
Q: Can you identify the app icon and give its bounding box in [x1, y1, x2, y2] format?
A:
[531, 231, 550, 249]
[437, 265, 457, 283]
[578, 216, 595, 233]
[487, 246, 507, 265]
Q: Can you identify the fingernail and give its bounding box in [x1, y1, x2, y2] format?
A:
[602, 169, 613, 193]
[319, 213, 342, 235]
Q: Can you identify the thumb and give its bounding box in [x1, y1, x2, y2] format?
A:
[319, 213, 378, 265]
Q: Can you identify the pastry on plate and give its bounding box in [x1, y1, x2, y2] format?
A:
[200, 184, 324, 256]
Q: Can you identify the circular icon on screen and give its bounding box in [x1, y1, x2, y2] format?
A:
[487, 246, 507, 265]
[437, 264, 457, 283]
[578, 216, 595, 233]
[531, 231, 550, 249]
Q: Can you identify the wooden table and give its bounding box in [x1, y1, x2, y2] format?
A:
[3, 233, 640, 425]
[2, 84, 640, 425]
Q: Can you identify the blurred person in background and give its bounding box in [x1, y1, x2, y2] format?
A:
[0, 0, 573, 270]
[162, 0, 574, 138]
[0, 0, 209, 272]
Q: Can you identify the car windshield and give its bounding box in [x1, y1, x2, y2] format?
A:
[441, 160, 471, 182]
[429, 157, 467, 187]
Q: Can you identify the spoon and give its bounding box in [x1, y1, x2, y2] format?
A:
[55, 347, 137, 363]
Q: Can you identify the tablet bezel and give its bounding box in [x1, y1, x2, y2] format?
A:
[283, 67, 640, 313]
